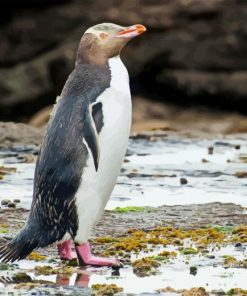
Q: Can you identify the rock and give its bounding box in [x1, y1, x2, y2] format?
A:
[207, 255, 215, 259]
[156, 70, 247, 111]
[7, 202, 16, 208]
[29, 105, 52, 128]
[180, 178, 188, 185]
[17, 154, 36, 163]
[189, 266, 198, 275]
[1, 199, 11, 206]
[156, 287, 176, 293]
[208, 146, 214, 155]
[0, 122, 44, 146]
[1, 0, 247, 120]
[182, 287, 209, 296]
[234, 171, 247, 178]
[13, 199, 20, 204]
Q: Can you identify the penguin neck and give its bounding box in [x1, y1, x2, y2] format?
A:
[76, 36, 107, 66]
[76, 47, 107, 66]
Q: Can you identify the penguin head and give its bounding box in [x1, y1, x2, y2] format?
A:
[77, 23, 146, 64]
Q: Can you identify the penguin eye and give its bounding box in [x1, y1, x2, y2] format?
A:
[99, 32, 109, 40]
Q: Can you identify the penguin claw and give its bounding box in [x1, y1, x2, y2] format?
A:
[60, 251, 77, 261]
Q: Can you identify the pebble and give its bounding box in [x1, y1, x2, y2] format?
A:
[180, 178, 188, 185]
[13, 199, 21, 203]
[207, 255, 215, 259]
[7, 202, 16, 208]
[235, 242, 242, 247]
[1, 199, 10, 206]
[208, 146, 214, 155]
[189, 266, 197, 275]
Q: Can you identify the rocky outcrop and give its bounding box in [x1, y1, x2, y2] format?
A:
[1, 0, 247, 120]
[0, 122, 44, 146]
[28, 96, 247, 134]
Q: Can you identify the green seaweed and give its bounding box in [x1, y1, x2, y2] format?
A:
[0, 228, 9, 234]
[206, 225, 234, 233]
[113, 206, 153, 213]
[181, 248, 198, 255]
[151, 255, 167, 262]
[214, 225, 234, 233]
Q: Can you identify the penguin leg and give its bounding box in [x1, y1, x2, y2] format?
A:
[57, 240, 77, 260]
[75, 242, 120, 267]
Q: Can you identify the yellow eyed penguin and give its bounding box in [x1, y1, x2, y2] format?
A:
[0, 23, 146, 266]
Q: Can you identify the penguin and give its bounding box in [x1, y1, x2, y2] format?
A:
[0, 23, 146, 267]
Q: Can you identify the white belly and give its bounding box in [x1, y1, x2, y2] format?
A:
[74, 57, 131, 243]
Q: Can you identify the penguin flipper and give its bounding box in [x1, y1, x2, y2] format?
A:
[83, 104, 100, 171]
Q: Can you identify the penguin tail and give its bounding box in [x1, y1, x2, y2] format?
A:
[0, 225, 40, 263]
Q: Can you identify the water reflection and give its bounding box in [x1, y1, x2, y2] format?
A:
[56, 273, 90, 287]
[0, 268, 120, 288]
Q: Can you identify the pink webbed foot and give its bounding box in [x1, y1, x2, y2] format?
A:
[76, 242, 121, 267]
[58, 240, 77, 260]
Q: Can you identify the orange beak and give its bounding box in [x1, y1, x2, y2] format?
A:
[112, 24, 146, 38]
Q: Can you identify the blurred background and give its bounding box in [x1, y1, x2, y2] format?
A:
[1, 0, 247, 134]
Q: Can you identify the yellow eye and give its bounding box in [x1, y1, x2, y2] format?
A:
[99, 32, 108, 40]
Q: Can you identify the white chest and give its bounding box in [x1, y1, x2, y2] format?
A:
[74, 57, 132, 243]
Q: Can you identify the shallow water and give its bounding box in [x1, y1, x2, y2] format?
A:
[1, 135, 247, 210]
[0, 134, 247, 295]
[0, 243, 246, 294]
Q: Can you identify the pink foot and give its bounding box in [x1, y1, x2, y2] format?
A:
[76, 242, 120, 267]
[58, 240, 77, 260]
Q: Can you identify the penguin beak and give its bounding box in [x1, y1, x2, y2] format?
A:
[112, 24, 146, 39]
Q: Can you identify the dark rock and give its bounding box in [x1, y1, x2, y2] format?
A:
[208, 146, 214, 155]
[1, 0, 247, 120]
[180, 178, 188, 185]
[13, 199, 20, 203]
[190, 265, 198, 275]
[207, 255, 215, 259]
[7, 202, 16, 208]
[1, 199, 11, 206]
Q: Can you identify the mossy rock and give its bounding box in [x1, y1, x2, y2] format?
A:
[91, 283, 123, 295]
[12, 272, 32, 283]
[227, 288, 247, 295]
[35, 265, 74, 275]
[132, 257, 161, 277]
